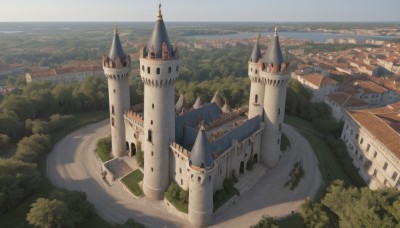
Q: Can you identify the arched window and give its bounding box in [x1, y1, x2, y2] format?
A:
[111, 105, 115, 115]
[255, 94, 258, 103]
[156, 68, 160, 74]
[147, 67, 150, 74]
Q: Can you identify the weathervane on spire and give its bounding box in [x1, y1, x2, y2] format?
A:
[157, 1, 163, 20]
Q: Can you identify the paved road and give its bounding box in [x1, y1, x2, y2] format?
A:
[210, 124, 322, 227]
[47, 121, 321, 228]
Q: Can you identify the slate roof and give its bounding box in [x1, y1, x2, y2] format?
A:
[250, 36, 262, 63]
[263, 28, 284, 66]
[190, 128, 213, 169]
[146, 5, 174, 59]
[109, 26, 126, 62]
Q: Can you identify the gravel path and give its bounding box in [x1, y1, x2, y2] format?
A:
[47, 121, 321, 228]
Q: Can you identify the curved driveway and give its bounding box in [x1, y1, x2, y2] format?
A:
[47, 120, 321, 228]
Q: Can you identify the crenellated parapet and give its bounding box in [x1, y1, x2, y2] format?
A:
[141, 76, 179, 88]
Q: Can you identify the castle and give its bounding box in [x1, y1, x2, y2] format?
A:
[102, 5, 290, 227]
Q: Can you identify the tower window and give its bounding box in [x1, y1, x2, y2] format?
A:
[392, 171, 398, 181]
[278, 108, 280, 115]
[373, 151, 377, 158]
[176, 66, 179, 72]
[156, 68, 160, 74]
[142, 65, 144, 71]
[111, 117, 115, 127]
[151, 120, 153, 125]
[113, 89, 116, 93]
[147, 67, 150, 74]
[255, 94, 258, 103]
[179, 168, 182, 174]
[181, 179, 183, 185]
[366, 144, 370, 152]
[198, 176, 201, 182]
[147, 130, 152, 142]
[152, 103, 154, 109]
[151, 167, 153, 172]
[255, 70, 258, 74]
[111, 105, 115, 115]
[168, 67, 171, 73]
[151, 151, 154, 156]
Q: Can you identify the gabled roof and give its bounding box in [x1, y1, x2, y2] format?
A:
[327, 92, 368, 108]
[347, 103, 400, 159]
[193, 96, 202, 109]
[263, 27, 284, 66]
[301, 73, 338, 88]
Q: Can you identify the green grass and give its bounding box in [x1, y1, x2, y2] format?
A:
[284, 115, 353, 188]
[165, 182, 189, 213]
[280, 133, 291, 152]
[121, 170, 144, 197]
[0, 111, 110, 228]
[96, 136, 113, 162]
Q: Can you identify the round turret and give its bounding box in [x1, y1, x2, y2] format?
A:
[103, 25, 131, 158]
[248, 35, 265, 119]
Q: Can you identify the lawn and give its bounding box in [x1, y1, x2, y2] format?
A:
[284, 115, 353, 187]
[121, 170, 144, 197]
[0, 111, 110, 228]
[96, 136, 113, 162]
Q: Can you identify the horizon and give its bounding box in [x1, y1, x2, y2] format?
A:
[1, 0, 399, 22]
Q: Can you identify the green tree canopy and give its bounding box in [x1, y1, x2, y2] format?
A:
[26, 198, 73, 228]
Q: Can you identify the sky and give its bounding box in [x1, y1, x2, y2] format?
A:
[1, 0, 400, 22]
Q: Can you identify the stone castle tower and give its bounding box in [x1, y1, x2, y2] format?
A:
[139, 5, 181, 200]
[188, 127, 215, 227]
[248, 28, 290, 168]
[102, 26, 131, 158]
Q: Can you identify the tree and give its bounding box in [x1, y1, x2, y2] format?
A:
[14, 134, 51, 163]
[0, 134, 10, 147]
[320, 180, 400, 228]
[0, 158, 41, 214]
[251, 216, 278, 228]
[300, 198, 330, 228]
[26, 198, 73, 228]
[0, 94, 35, 121]
[49, 188, 92, 223]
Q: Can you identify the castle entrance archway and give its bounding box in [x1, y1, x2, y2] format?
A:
[130, 142, 136, 156]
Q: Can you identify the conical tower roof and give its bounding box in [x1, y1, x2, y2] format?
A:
[108, 25, 126, 61]
[211, 91, 224, 108]
[190, 126, 213, 169]
[250, 34, 262, 63]
[176, 93, 186, 113]
[263, 27, 284, 66]
[146, 4, 174, 59]
[221, 102, 231, 114]
[193, 96, 202, 109]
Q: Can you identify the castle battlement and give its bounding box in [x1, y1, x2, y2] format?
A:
[170, 142, 190, 158]
[125, 111, 144, 123]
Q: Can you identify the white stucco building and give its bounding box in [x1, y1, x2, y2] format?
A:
[325, 92, 369, 122]
[296, 73, 338, 102]
[25, 66, 103, 84]
[341, 103, 400, 190]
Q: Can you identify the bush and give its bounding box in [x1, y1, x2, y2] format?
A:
[14, 134, 51, 163]
[136, 141, 144, 168]
[25, 119, 49, 135]
[251, 216, 278, 228]
[121, 218, 145, 228]
[213, 178, 238, 211]
[0, 158, 41, 215]
[165, 182, 189, 213]
[26, 198, 74, 228]
[0, 134, 10, 147]
[48, 114, 73, 130]
[49, 188, 92, 223]
[95, 136, 112, 162]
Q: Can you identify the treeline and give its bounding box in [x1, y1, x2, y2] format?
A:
[176, 76, 250, 109]
[0, 77, 108, 145]
[180, 46, 251, 81]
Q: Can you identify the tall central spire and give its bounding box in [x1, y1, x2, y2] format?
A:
[157, 4, 163, 20]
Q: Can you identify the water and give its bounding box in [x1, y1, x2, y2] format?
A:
[187, 31, 400, 42]
[0, 31, 23, 34]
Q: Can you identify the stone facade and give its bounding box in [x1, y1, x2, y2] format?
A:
[104, 6, 289, 227]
